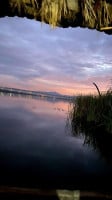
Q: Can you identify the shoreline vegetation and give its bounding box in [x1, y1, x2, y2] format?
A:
[69, 85, 112, 135]
[68, 85, 112, 163]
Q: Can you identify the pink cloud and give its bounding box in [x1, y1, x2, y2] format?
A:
[0, 74, 110, 96]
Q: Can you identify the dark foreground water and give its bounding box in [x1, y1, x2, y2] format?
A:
[0, 94, 112, 191]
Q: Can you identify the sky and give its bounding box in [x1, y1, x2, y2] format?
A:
[0, 17, 112, 95]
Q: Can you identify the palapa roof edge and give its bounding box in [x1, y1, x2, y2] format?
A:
[0, 0, 112, 34]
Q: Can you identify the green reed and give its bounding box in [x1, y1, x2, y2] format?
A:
[70, 90, 112, 135]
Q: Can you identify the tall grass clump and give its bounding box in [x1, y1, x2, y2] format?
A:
[70, 90, 112, 135]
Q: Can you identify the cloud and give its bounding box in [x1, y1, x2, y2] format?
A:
[0, 17, 111, 94]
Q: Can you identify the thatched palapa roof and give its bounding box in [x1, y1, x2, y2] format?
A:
[0, 0, 112, 34]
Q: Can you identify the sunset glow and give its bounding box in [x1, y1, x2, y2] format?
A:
[0, 17, 111, 95]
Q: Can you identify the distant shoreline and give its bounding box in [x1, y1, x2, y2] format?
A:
[0, 87, 73, 101]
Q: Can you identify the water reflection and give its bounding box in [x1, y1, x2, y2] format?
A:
[70, 110, 112, 164]
[0, 91, 69, 115]
[0, 94, 112, 190]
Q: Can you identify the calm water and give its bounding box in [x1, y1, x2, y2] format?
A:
[0, 94, 112, 190]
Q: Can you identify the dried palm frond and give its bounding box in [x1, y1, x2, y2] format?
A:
[98, 0, 111, 28]
[41, 0, 69, 27]
[82, 0, 112, 29]
[82, 0, 96, 28]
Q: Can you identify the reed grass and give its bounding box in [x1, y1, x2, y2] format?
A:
[70, 89, 112, 135]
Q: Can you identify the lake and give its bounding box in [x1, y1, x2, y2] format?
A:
[0, 93, 112, 191]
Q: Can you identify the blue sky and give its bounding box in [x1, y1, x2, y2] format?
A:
[0, 17, 112, 95]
